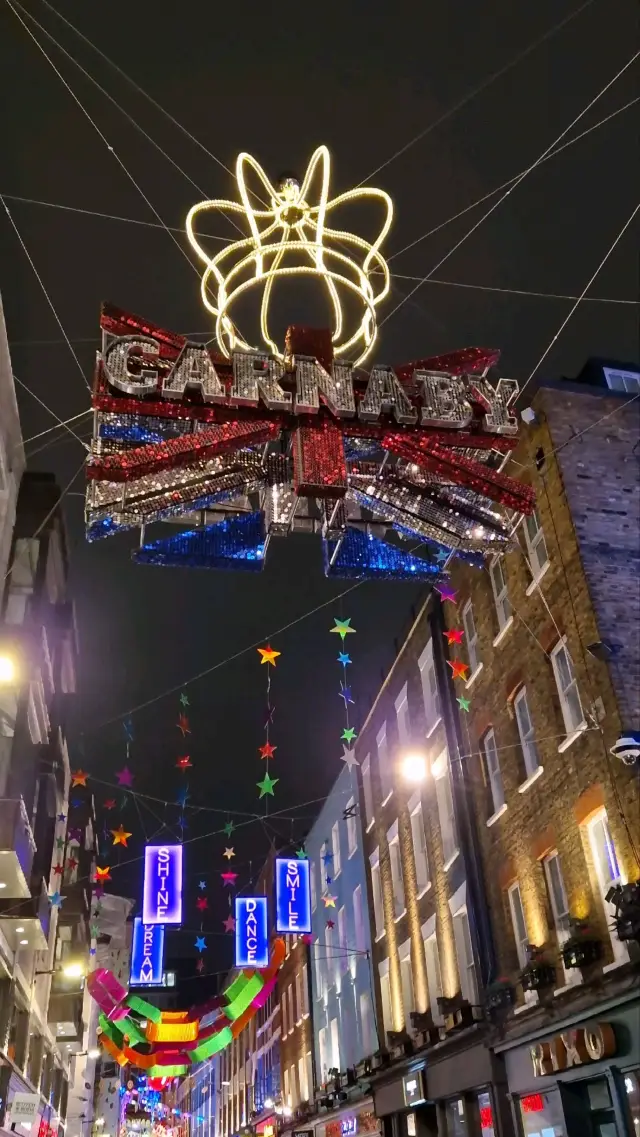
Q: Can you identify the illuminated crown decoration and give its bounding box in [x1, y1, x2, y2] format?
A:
[186, 146, 392, 365]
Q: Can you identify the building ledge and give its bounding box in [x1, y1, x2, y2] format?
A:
[557, 721, 588, 753]
[486, 803, 508, 828]
[602, 954, 630, 974]
[492, 616, 514, 647]
[518, 766, 545, 794]
[443, 850, 460, 872]
[426, 717, 442, 739]
[525, 560, 551, 596]
[393, 908, 407, 924]
[465, 663, 484, 690]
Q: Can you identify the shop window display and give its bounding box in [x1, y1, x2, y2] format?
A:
[624, 1070, 640, 1133]
[518, 1090, 565, 1136]
[478, 1091, 495, 1136]
[445, 1098, 467, 1136]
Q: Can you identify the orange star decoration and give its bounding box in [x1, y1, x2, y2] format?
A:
[257, 645, 280, 666]
[71, 769, 89, 787]
[95, 866, 112, 882]
[259, 741, 277, 759]
[447, 659, 469, 681]
[443, 628, 464, 646]
[111, 825, 132, 847]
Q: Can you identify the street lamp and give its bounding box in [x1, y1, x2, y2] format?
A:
[0, 653, 17, 684]
[400, 751, 429, 783]
[36, 960, 88, 979]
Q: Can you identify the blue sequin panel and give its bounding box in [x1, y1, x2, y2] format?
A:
[132, 511, 267, 570]
[323, 526, 441, 580]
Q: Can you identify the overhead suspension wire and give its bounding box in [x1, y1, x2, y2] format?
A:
[390, 273, 638, 305]
[21, 409, 93, 447]
[2, 456, 86, 584]
[379, 49, 640, 329]
[0, 193, 230, 242]
[11, 371, 90, 450]
[357, 0, 598, 186]
[387, 97, 639, 263]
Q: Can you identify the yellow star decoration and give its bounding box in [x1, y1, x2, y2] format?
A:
[186, 146, 393, 366]
[257, 645, 281, 666]
[111, 825, 132, 847]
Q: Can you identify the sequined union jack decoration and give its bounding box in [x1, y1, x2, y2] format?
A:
[85, 304, 535, 579]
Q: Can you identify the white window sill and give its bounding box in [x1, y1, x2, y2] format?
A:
[518, 766, 545, 794]
[333, 869, 342, 880]
[465, 662, 484, 690]
[366, 818, 375, 833]
[513, 1000, 536, 1016]
[554, 977, 583, 996]
[443, 849, 460, 872]
[416, 883, 432, 900]
[525, 560, 551, 596]
[375, 929, 386, 942]
[492, 616, 514, 647]
[426, 717, 442, 739]
[602, 955, 630, 974]
[557, 721, 588, 753]
[348, 847, 358, 859]
[393, 908, 407, 923]
[381, 791, 394, 807]
[486, 803, 508, 827]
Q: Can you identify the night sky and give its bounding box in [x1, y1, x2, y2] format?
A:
[1, 0, 638, 981]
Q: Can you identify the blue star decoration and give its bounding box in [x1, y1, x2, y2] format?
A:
[322, 850, 333, 866]
[49, 891, 64, 908]
[339, 682, 354, 706]
[176, 787, 190, 808]
[326, 875, 333, 885]
[89, 947, 96, 956]
[337, 652, 352, 666]
[71, 796, 83, 809]
[195, 936, 207, 952]
[198, 880, 207, 890]
[57, 813, 66, 823]
[123, 718, 134, 741]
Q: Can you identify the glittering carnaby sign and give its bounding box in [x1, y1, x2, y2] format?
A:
[142, 844, 183, 925]
[275, 857, 312, 934]
[85, 305, 535, 579]
[130, 917, 165, 986]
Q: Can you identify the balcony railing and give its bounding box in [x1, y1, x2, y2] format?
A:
[0, 798, 36, 897]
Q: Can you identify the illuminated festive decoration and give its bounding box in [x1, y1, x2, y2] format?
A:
[176, 756, 192, 769]
[447, 659, 469, 680]
[116, 767, 134, 787]
[142, 845, 183, 925]
[331, 618, 356, 640]
[223, 914, 236, 933]
[86, 300, 534, 580]
[90, 938, 285, 1075]
[457, 695, 471, 712]
[257, 772, 278, 798]
[96, 866, 112, 882]
[275, 858, 311, 934]
[221, 872, 238, 887]
[72, 769, 89, 787]
[235, 897, 269, 968]
[436, 584, 457, 604]
[223, 847, 235, 860]
[444, 628, 464, 645]
[196, 897, 209, 911]
[341, 726, 357, 743]
[341, 746, 358, 770]
[49, 891, 64, 908]
[130, 919, 165, 986]
[185, 146, 392, 365]
[322, 894, 336, 908]
[104, 798, 116, 810]
[259, 741, 276, 759]
[223, 821, 235, 838]
[257, 645, 280, 666]
[112, 825, 132, 847]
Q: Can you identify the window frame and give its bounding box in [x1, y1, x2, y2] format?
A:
[490, 555, 511, 631]
[586, 808, 629, 964]
[418, 640, 441, 735]
[395, 683, 411, 749]
[452, 907, 477, 1005]
[377, 722, 393, 804]
[337, 905, 348, 974]
[423, 927, 444, 1025]
[369, 849, 385, 940]
[433, 750, 459, 866]
[345, 797, 357, 856]
[550, 638, 586, 737]
[523, 509, 549, 581]
[461, 600, 480, 675]
[409, 796, 430, 895]
[361, 755, 374, 831]
[514, 687, 541, 779]
[482, 727, 505, 816]
[353, 883, 366, 952]
[507, 881, 529, 968]
[331, 821, 342, 878]
[387, 822, 406, 919]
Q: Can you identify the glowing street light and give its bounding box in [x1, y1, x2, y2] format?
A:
[400, 751, 429, 784]
[0, 654, 17, 684]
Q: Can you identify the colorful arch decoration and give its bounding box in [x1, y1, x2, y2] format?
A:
[89, 938, 285, 1077]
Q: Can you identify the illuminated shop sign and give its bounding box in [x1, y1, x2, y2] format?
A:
[341, 1119, 357, 1136]
[531, 1022, 615, 1076]
[275, 857, 311, 934]
[403, 1069, 426, 1107]
[235, 896, 269, 968]
[142, 844, 183, 925]
[130, 917, 165, 986]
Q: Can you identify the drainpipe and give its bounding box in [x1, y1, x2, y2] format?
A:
[430, 596, 497, 988]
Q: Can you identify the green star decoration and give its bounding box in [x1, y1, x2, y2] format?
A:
[180, 692, 189, 707]
[257, 773, 279, 798]
[457, 695, 471, 712]
[341, 726, 357, 743]
[223, 820, 235, 837]
[296, 847, 307, 859]
[330, 618, 356, 640]
[56, 836, 65, 850]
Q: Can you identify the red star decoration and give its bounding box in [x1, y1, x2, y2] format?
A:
[177, 714, 191, 736]
[176, 756, 192, 769]
[447, 659, 469, 680]
[53, 863, 64, 876]
[196, 959, 204, 973]
[223, 915, 235, 933]
[259, 741, 277, 760]
[71, 770, 88, 787]
[326, 919, 335, 929]
[436, 584, 457, 604]
[103, 799, 116, 810]
[221, 872, 238, 887]
[301, 934, 313, 945]
[66, 857, 79, 872]
[95, 866, 112, 882]
[196, 897, 208, 911]
[444, 628, 464, 645]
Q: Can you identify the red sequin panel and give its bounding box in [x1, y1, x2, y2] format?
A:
[88, 419, 279, 483]
[383, 434, 536, 514]
[394, 346, 501, 383]
[292, 417, 347, 498]
[342, 420, 516, 452]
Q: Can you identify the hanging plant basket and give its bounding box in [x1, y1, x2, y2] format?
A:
[561, 922, 602, 970]
[484, 978, 516, 1014]
[607, 882, 640, 943]
[521, 960, 557, 992]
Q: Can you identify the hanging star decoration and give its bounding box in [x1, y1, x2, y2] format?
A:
[340, 746, 359, 770]
[123, 717, 134, 742]
[95, 866, 111, 882]
[66, 856, 79, 872]
[341, 726, 357, 743]
[177, 713, 191, 737]
[196, 958, 204, 973]
[57, 812, 66, 823]
[198, 880, 207, 891]
[93, 887, 104, 901]
[259, 741, 277, 759]
[322, 894, 337, 908]
[196, 897, 209, 912]
[457, 695, 471, 712]
[435, 548, 450, 564]
[221, 872, 238, 887]
[103, 799, 116, 810]
[68, 827, 82, 841]
[444, 628, 464, 645]
[331, 617, 356, 640]
[257, 645, 280, 666]
[337, 652, 351, 666]
[71, 769, 88, 787]
[180, 691, 189, 707]
[223, 915, 236, 933]
[326, 919, 335, 929]
[325, 875, 332, 886]
[257, 772, 278, 798]
[302, 933, 313, 945]
[339, 681, 354, 706]
[115, 767, 133, 787]
[49, 891, 64, 908]
[70, 797, 84, 809]
[176, 756, 192, 769]
[55, 836, 65, 851]
[111, 825, 132, 847]
[322, 850, 333, 866]
[296, 847, 307, 859]
[436, 584, 457, 604]
[194, 936, 207, 953]
[53, 863, 64, 876]
[447, 659, 469, 680]
[223, 847, 235, 860]
[223, 820, 235, 838]
[176, 786, 190, 808]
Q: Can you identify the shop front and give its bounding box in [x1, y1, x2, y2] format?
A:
[496, 994, 640, 1136]
[372, 1040, 512, 1137]
[307, 1098, 381, 1137]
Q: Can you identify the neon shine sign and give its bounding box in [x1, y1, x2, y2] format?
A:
[130, 917, 165, 986]
[142, 844, 183, 925]
[235, 897, 269, 968]
[275, 857, 311, 934]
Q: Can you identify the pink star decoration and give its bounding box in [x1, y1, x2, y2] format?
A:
[223, 915, 236, 933]
[115, 767, 133, 787]
[221, 871, 238, 887]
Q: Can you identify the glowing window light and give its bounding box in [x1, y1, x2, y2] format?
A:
[185, 146, 393, 366]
